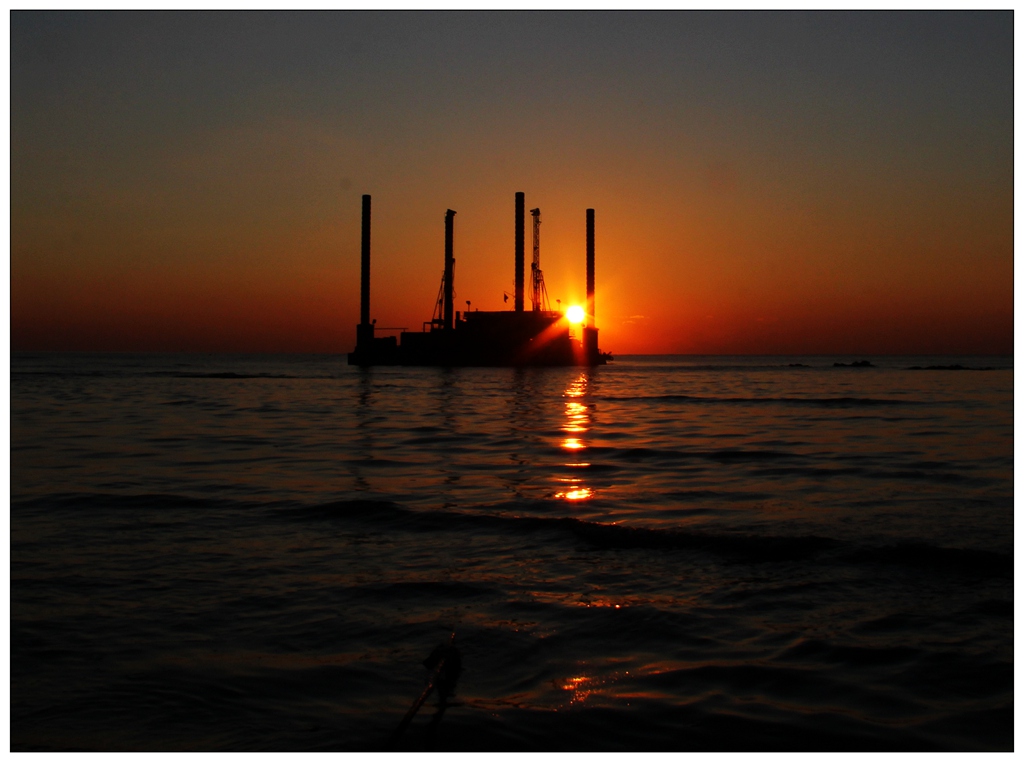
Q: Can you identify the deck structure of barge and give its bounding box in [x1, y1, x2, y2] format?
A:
[347, 192, 609, 367]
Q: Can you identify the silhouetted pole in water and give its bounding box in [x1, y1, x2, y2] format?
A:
[586, 208, 595, 328]
[361, 195, 371, 326]
[584, 208, 599, 362]
[515, 191, 525, 312]
[443, 209, 456, 331]
[357, 194, 374, 349]
[388, 633, 461, 750]
[530, 207, 544, 311]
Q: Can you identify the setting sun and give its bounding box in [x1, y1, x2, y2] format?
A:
[566, 305, 585, 324]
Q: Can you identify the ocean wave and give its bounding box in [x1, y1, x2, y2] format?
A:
[147, 372, 324, 379]
[15, 491, 1009, 578]
[906, 365, 1000, 371]
[845, 542, 1011, 578]
[12, 370, 333, 380]
[600, 394, 925, 407]
[277, 499, 1011, 578]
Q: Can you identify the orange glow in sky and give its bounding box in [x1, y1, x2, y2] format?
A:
[10, 13, 1012, 355]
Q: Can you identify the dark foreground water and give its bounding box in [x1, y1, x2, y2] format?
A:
[11, 353, 1013, 751]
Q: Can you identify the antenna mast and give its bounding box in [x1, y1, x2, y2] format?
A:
[530, 208, 549, 311]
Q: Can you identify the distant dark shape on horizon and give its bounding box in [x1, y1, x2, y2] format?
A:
[906, 364, 995, 371]
[348, 192, 610, 368]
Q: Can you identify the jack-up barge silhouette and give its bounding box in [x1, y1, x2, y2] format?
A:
[348, 192, 610, 367]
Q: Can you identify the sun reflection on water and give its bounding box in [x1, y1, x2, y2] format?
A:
[554, 486, 592, 501]
[557, 374, 594, 502]
[563, 401, 588, 433]
[560, 674, 595, 704]
[564, 487, 592, 501]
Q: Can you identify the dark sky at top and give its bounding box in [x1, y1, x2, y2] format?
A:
[11, 11, 1013, 353]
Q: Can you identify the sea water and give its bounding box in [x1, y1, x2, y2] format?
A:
[10, 353, 1013, 750]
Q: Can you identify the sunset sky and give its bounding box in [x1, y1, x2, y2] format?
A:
[11, 11, 1012, 354]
